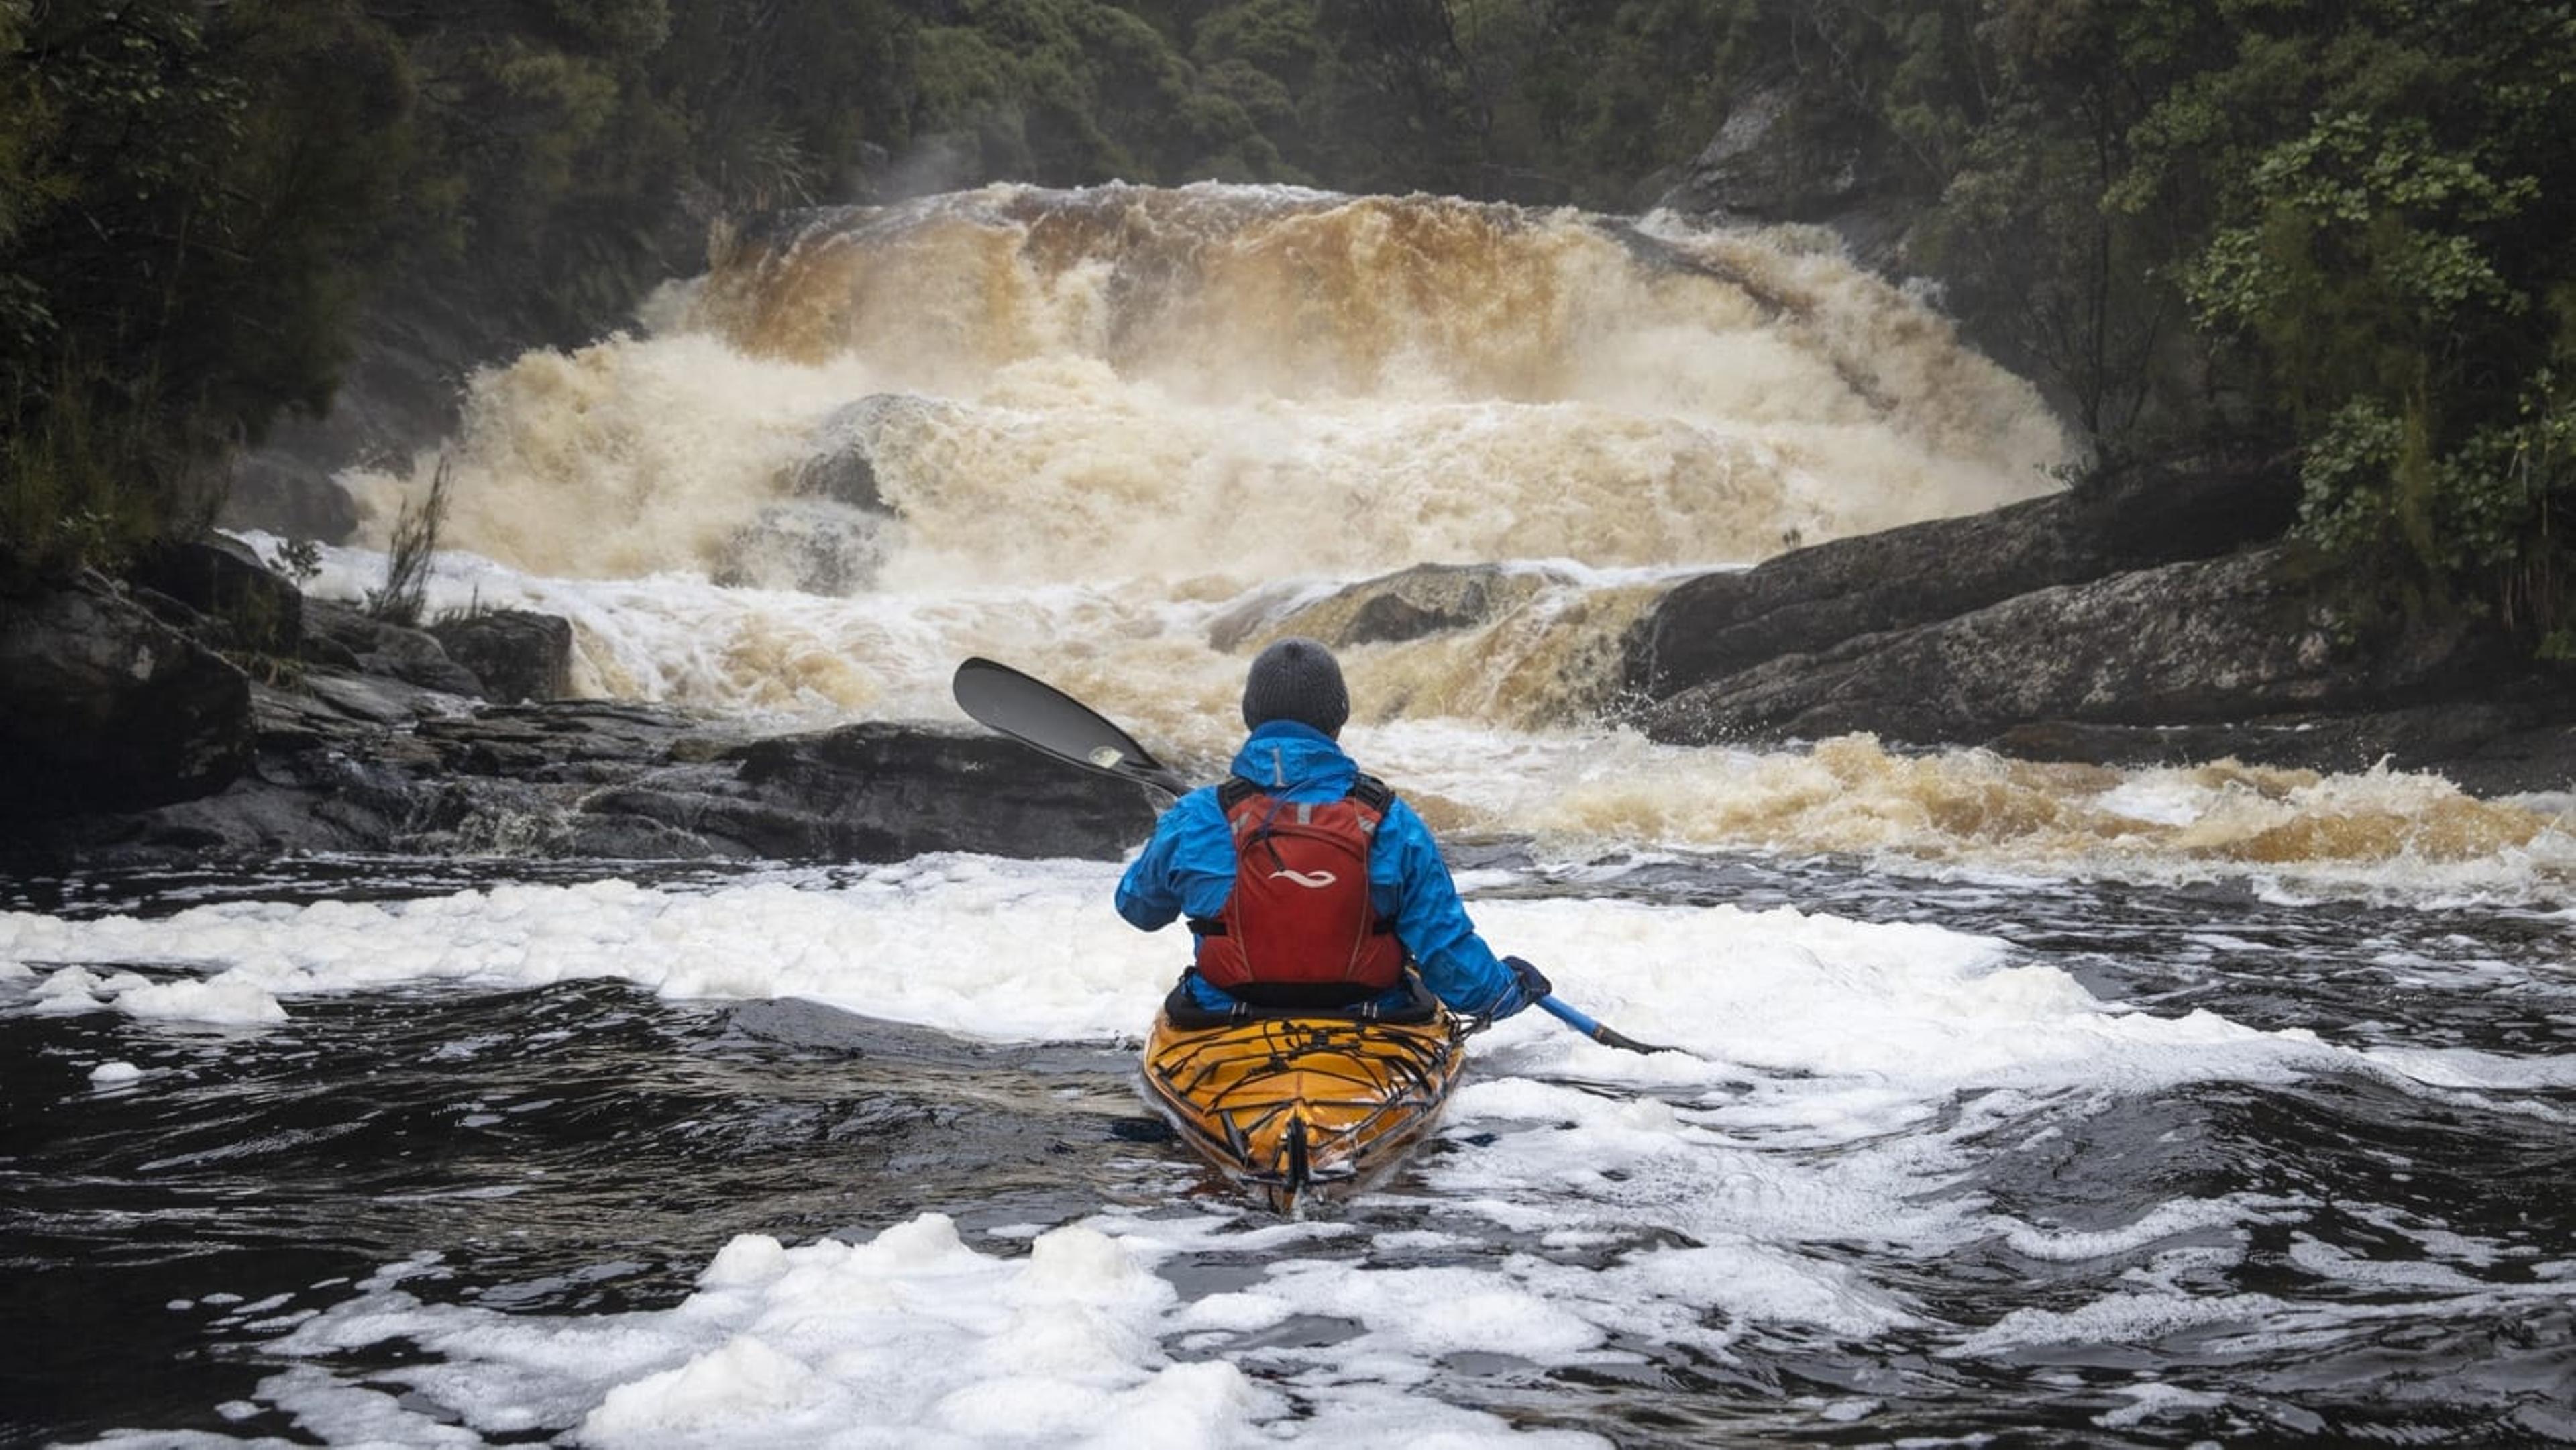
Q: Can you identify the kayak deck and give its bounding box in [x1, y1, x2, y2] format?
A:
[1138, 1008, 1467, 1214]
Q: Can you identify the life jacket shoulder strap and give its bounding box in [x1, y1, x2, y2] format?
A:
[1214, 772, 1397, 815]
[1348, 772, 1395, 815]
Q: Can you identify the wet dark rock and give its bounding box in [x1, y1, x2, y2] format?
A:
[222, 443, 363, 543]
[128, 535, 303, 656]
[7, 666, 1157, 868]
[427, 609, 573, 703]
[547, 810, 733, 861]
[1992, 701, 2576, 799]
[1627, 450, 2298, 701]
[1640, 546, 2515, 750]
[0, 574, 255, 818]
[414, 702, 716, 780]
[1654, 82, 1915, 271]
[304, 597, 486, 696]
[1228, 563, 1567, 652]
[711, 500, 893, 594]
[294, 669, 456, 729]
[1613, 433, 2571, 792]
[720, 722, 1161, 860]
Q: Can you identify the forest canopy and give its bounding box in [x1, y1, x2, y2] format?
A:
[2, 0, 2571, 640]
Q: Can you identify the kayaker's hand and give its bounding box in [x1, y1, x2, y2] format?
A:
[1503, 955, 1552, 1011]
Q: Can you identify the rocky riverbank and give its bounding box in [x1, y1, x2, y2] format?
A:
[1617, 452, 2576, 796]
[0, 546, 1157, 870]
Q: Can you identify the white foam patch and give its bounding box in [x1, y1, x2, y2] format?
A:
[238, 1214, 1605, 1448]
[1949, 1275, 2576, 1364]
[2001, 1196, 2302, 1263]
[115, 975, 289, 1026]
[1945, 1290, 2294, 1359]
[8, 868, 2553, 1112]
[2095, 1381, 2227, 1429]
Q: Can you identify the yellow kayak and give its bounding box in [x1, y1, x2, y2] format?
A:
[1138, 1006, 1468, 1214]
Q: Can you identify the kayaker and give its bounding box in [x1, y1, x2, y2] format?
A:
[1115, 636, 1551, 1024]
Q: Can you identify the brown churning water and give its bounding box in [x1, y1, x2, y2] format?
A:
[335, 183, 2572, 894]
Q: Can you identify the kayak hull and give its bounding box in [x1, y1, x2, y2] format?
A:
[1138, 1008, 1468, 1214]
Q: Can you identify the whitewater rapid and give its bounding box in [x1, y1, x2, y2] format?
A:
[15, 185, 2576, 1446]
[290, 182, 2576, 902]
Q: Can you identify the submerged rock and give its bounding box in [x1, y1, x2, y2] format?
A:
[1223, 562, 1568, 652]
[711, 499, 895, 594]
[1991, 706, 2576, 799]
[710, 394, 939, 594]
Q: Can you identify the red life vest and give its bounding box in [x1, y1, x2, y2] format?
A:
[1190, 775, 1408, 998]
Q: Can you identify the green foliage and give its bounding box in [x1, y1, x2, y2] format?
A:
[268, 537, 324, 588]
[1, 0, 405, 578]
[366, 452, 451, 626]
[2109, 1, 2576, 628]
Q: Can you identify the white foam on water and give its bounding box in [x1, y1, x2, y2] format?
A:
[11, 865, 2562, 1111]
[2095, 1381, 2229, 1429]
[2002, 1196, 2306, 1263]
[217, 1214, 1607, 1449]
[32, 860, 2569, 1445]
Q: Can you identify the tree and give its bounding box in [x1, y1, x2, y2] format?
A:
[0, 0, 408, 582]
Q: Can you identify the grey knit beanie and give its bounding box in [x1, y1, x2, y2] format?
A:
[1241, 637, 1350, 737]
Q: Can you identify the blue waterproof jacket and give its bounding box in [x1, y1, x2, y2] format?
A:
[1115, 721, 1534, 1019]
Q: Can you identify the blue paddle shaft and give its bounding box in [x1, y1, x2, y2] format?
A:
[1535, 993, 1672, 1055]
[1537, 994, 1601, 1036]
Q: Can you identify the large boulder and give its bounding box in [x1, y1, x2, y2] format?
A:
[427, 609, 574, 702]
[712, 722, 1159, 860]
[127, 535, 304, 656]
[1626, 450, 2298, 701]
[0, 575, 254, 819]
[223, 441, 362, 543]
[1639, 546, 2496, 749]
[304, 597, 486, 695]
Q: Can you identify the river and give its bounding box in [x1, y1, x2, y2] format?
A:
[6, 184, 2573, 1447]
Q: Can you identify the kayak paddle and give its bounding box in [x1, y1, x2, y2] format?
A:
[951, 656, 1191, 798]
[1534, 994, 1676, 1056]
[949, 656, 1680, 1056]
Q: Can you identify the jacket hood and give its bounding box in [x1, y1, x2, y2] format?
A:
[1228, 720, 1358, 798]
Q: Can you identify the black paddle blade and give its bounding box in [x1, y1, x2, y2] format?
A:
[1589, 1023, 1678, 1056]
[951, 657, 1191, 798]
